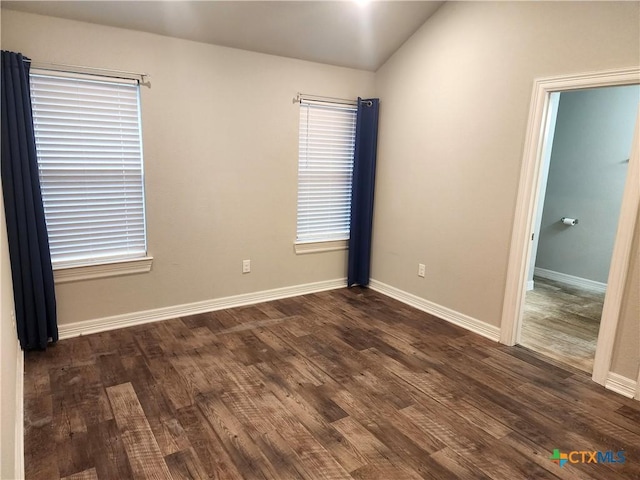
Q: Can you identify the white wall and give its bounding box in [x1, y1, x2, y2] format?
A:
[1, 9, 375, 326]
[0, 183, 22, 480]
[372, 0, 640, 381]
[535, 85, 639, 283]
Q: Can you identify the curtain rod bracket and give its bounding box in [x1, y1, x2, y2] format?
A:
[296, 92, 357, 106]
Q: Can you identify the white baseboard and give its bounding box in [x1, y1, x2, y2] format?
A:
[526, 279, 535, 291]
[534, 267, 607, 293]
[15, 347, 24, 480]
[605, 372, 638, 399]
[58, 278, 346, 339]
[369, 279, 501, 342]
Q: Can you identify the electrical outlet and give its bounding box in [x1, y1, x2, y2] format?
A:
[418, 263, 426, 278]
[242, 259, 251, 274]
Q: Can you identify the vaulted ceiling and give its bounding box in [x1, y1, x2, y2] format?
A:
[2, 1, 444, 71]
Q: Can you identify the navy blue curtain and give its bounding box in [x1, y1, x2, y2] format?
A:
[348, 98, 379, 287]
[1, 51, 58, 350]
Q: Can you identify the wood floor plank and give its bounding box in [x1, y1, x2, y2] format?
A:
[617, 404, 640, 423]
[51, 392, 87, 444]
[208, 309, 241, 332]
[106, 382, 173, 480]
[24, 287, 640, 480]
[429, 447, 493, 480]
[454, 382, 631, 479]
[252, 430, 310, 480]
[86, 419, 134, 480]
[522, 276, 604, 372]
[349, 460, 423, 480]
[55, 432, 93, 479]
[331, 386, 443, 454]
[254, 362, 368, 474]
[518, 381, 640, 437]
[213, 366, 352, 480]
[169, 354, 212, 398]
[97, 353, 129, 388]
[24, 394, 59, 480]
[446, 397, 513, 440]
[296, 383, 349, 423]
[196, 392, 279, 480]
[174, 404, 245, 480]
[23, 358, 51, 398]
[164, 448, 209, 480]
[87, 329, 139, 358]
[146, 357, 194, 410]
[123, 356, 191, 457]
[499, 431, 600, 480]
[133, 328, 166, 360]
[60, 467, 99, 480]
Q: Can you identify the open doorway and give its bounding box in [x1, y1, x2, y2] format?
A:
[500, 67, 640, 388]
[519, 85, 639, 373]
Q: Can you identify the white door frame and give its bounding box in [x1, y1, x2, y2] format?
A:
[500, 67, 640, 386]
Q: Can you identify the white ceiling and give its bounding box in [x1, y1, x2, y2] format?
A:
[2, 1, 444, 71]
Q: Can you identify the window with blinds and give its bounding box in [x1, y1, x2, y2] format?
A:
[29, 70, 147, 268]
[296, 100, 357, 243]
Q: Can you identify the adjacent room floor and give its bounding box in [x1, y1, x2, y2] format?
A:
[521, 276, 604, 373]
[24, 288, 639, 480]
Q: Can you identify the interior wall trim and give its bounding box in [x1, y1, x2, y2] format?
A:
[533, 267, 607, 293]
[53, 256, 153, 284]
[605, 372, 638, 399]
[15, 348, 24, 480]
[369, 279, 501, 342]
[58, 278, 347, 339]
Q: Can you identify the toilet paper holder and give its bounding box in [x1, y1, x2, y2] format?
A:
[561, 217, 578, 226]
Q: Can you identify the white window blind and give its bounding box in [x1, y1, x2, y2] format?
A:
[296, 100, 357, 243]
[29, 70, 147, 268]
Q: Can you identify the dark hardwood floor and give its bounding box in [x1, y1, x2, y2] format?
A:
[24, 287, 640, 479]
[521, 277, 604, 373]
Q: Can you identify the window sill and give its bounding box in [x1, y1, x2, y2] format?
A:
[295, 239, 348, 255]
[53, 256, 153, 284]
